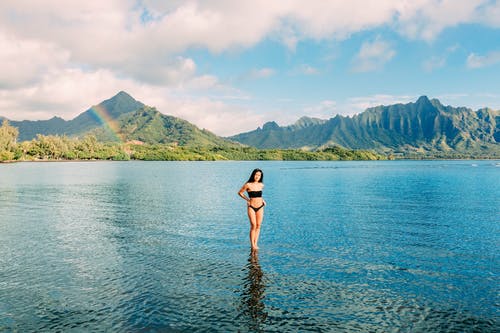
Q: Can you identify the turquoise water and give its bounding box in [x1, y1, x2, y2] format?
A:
[0, 160, 499, 332]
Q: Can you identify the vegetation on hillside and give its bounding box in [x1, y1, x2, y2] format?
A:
[4, 92, 498, 160]
[0, 120, 384, 162]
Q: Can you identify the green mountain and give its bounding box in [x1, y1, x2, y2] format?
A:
[10, 116, 69, 141]
[65, 91, 146, 135]
[229, 96, 500, 157]
[5, 91, 235, 147]
[9, 91, 145, 141]
[90, 106, 233, 147]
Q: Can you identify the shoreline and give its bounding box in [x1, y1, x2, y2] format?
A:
[2, 157, 499, 164]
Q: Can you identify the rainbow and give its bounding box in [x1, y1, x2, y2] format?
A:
[89, 104, 124, 142]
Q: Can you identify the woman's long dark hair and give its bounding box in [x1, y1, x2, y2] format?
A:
[247, 169, 264, 183]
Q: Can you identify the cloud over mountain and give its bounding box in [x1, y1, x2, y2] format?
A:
[1, 1, 499, 136]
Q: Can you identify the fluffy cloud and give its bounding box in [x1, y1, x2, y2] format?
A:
[1, 0, 498, 134]
[154, 97, 266, 136]
[281, 0, 396, 41]
[0, 65, 261, 136]
[395, 0, 488, 41]
[0, 32, 70, 89]
[303, 100, 337, 118]
[481, 1, 500, 27]
[291, 64, 319, 76]
[352, 37, 396, 72]
[1, 1, 496, 70]
[345, 94, 416, 114]
[126, 57, 197, 86]
[422, 56, 446, 72]
[0, 68, 140, 120]
[466, 51, 500, 69]
[249, 68, 276, 79]
[421, 43, 460, 72]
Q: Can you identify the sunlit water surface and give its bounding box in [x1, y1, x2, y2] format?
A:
[0, 160, 499, 332]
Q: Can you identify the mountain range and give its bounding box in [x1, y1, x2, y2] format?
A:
[8, 91, 145, 142]
[2, 92, 499, 157]
[6, 91, 232, 147]
[229, 96, 500, 157]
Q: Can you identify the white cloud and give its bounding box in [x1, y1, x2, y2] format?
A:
[128, 57, 198, 86]
[1, 1, 496, 70]
[0, 32, 70, 88]
[422, 56, 446, 72]
[447, 43, 460, 53]
[481, 1, 500, 27]
[303, 100, 337, 119]
[292, 64, 319, 76]
[344, 94, 416, 115]
[395, 0, 489, 41]
[0, 2, 496, 79]
[1, 0, 499, 135]
[0, 66, 262, 136]
[421, 43, 460, 72]
[281, 0, 397, 41]
[156, 97, 265, 136]
[466, 51, 500, 69]
[0, 68, 141, 121]
[249, 68, 276, 79]
[352, 37, 396, 72]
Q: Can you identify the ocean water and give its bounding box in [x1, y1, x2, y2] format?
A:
[0, 160, 498, 332]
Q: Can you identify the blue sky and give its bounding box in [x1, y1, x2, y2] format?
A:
[0, 1, 499, 135]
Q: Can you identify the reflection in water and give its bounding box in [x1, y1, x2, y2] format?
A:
[239, 250, 268, 331]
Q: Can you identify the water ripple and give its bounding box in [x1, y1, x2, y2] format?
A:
[1, 161, 499, 331]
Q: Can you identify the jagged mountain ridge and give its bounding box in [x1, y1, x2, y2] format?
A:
[229, 96, 500, 156]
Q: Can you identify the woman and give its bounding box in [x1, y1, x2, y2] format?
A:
[238, 169, 266, 250]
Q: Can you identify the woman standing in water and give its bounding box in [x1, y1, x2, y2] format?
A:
[238, 169, 266, 250]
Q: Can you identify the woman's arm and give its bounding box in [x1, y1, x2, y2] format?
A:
[238, 183, 250, 203]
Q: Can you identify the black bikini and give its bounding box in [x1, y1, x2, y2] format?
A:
[248, 191, 262, 198]
[247, 190, 264, 212]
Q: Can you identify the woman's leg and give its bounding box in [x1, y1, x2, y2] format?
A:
[247, 208, 257, 249]
[254, 208, 264, 249]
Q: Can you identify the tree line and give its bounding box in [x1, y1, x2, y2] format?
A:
[0, 120, 385, 162]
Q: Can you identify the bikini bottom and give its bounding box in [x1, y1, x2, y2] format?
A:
[249, 204, 265, 212]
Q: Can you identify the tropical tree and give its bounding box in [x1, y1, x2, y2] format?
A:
[0, 120, 19, 161]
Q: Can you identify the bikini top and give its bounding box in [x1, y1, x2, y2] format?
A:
[247, 190, 263, 198]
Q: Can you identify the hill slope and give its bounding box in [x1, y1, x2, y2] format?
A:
[5, 91, 236, 147]
[229, 96, 500, 156]
[10, 91, 145, 141]
[65, 91, 146, 136]
[90, 106, 234, 146]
